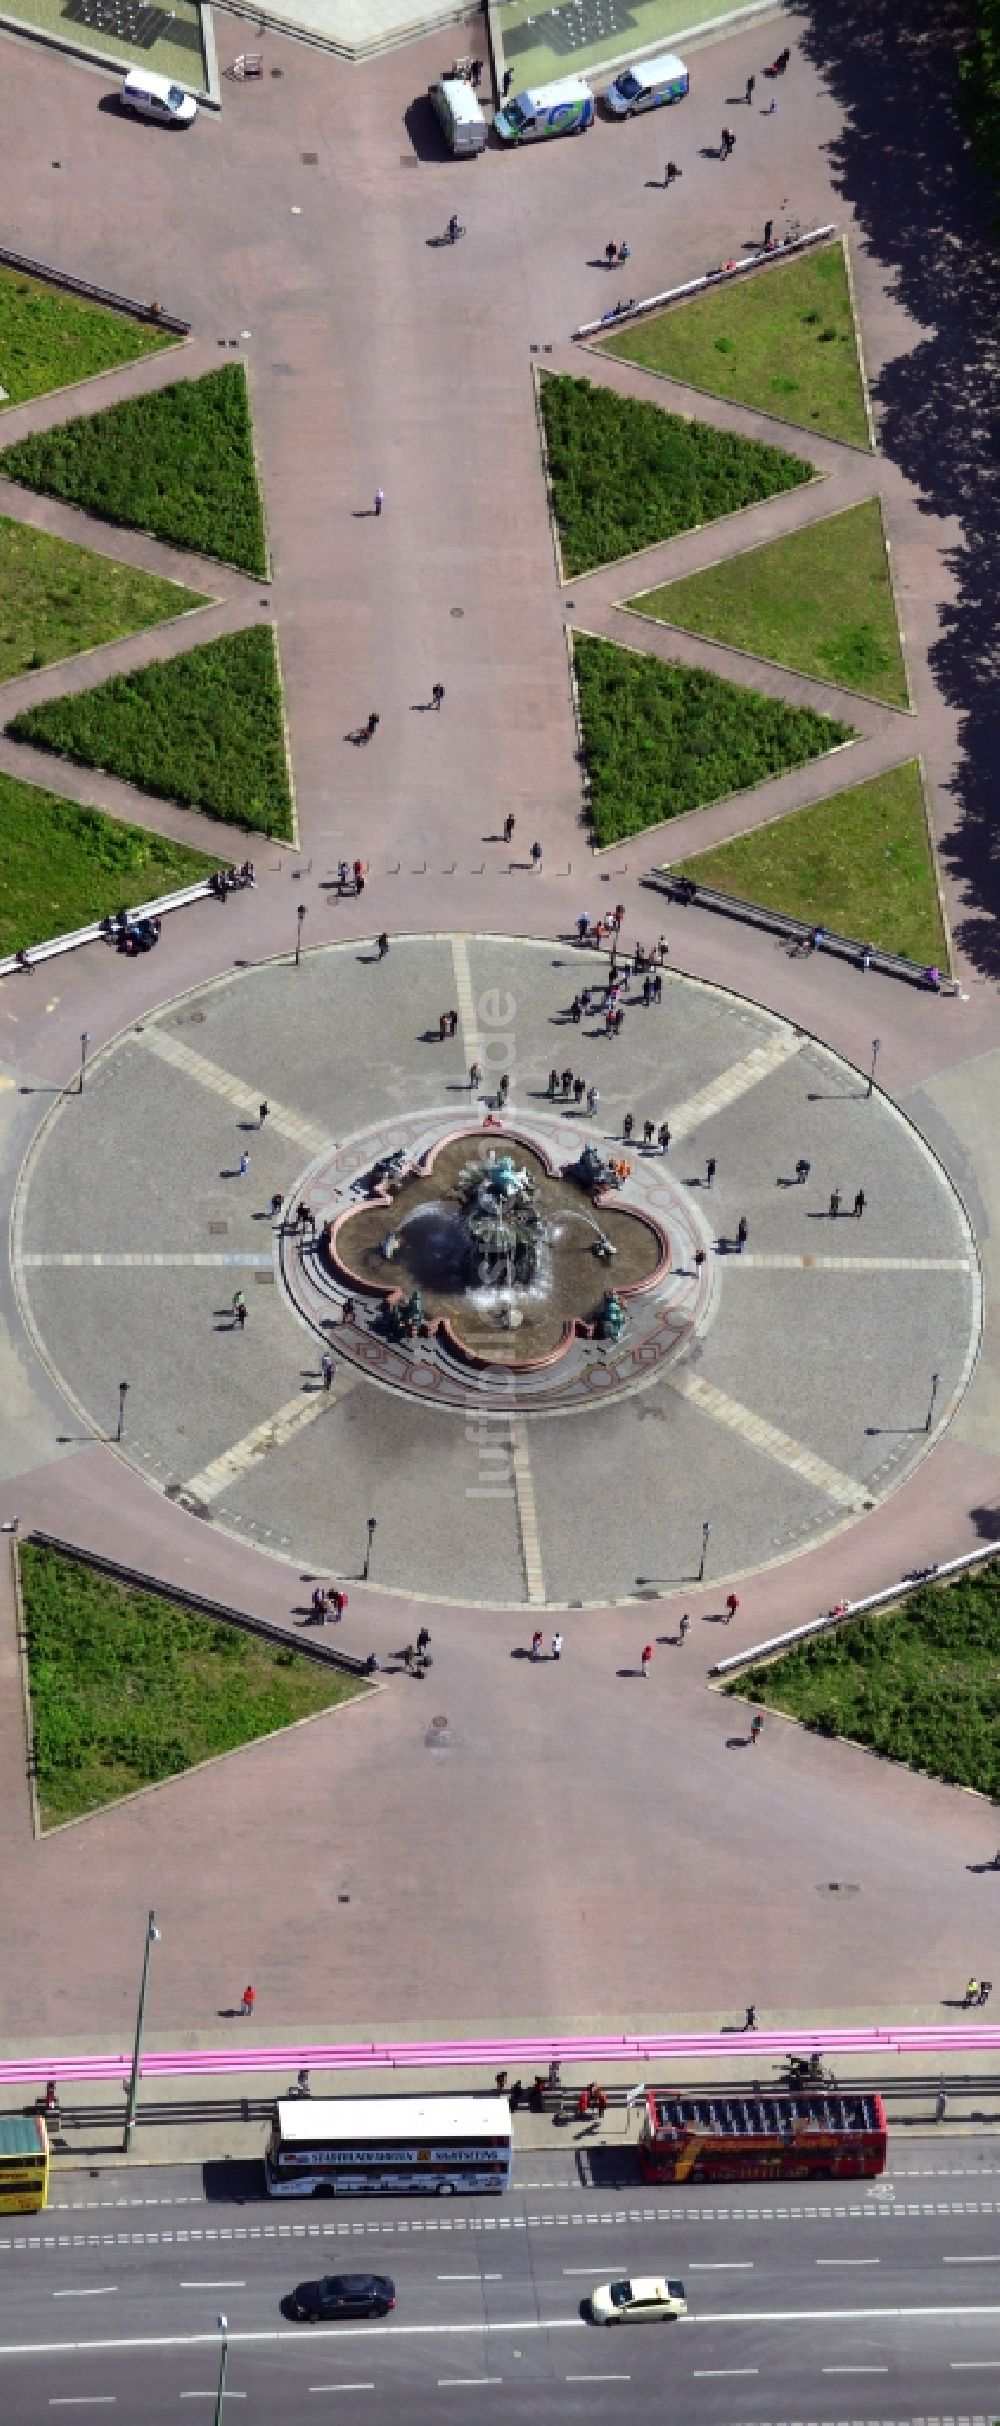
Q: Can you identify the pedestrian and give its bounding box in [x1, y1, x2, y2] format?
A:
[745, 72, 755, 102]
[679, 1614, 691, 1644]
[725, 1592, 740, 1623]
[562, 1069, 574, 1098]
[964, 1977, 980, 2007]
[643, 1118, 655, 1147]
[259, 1100, 269, 1127]
[596, 2086, 608, 2118]
[618, 242, 630, 264]
[377, 932, 389, 959]
[721, 125, 735, 156]
[658, 1122, 671, 1154]
[531, 840, 543, 872]
[312, 1585, 328, 1621]
[241, 1984, 256, 2017]
[623, 1112, 634, 1144]
[531, 1627, 544, 1660]
[322, 1353, 334, 1391]
[551, 1630, 563, 1660]
[574, 1076, 585, 1106]
[643, 974, 653, 1007]
[978, 1979, 993, 2006]
[706, 1157, 716, 1189]
[795, 1158, 811, 1184]
[504, 812, 516, 843]
[439, 1012, 448, 1041]
[270, 1190, 283, 1220]
[417, 1624, 431, 1658]
[470, 1062, 482, 1090]
[744, 2004, 757, 2031]
[331, 1587, 347, 1620]
[605, 239, 617, 267]
[233, 1288, 245, 1315]
[587, 1084, 599, 1118]
[239, 1150, 250, 1177]
[763, 216, 774, 246]
[342, 1298, 356, 1325]
[854, 1189, 866, 1219]
[365, 711, 379, 739]
[750, 1712, 764, 1744]
[830, 1189, 841, 1219]
[236, 1300, 247, 1330]
[641, 1641, 653, 1678]
[548, 1068, 559, 1099]
[498, 1072, 510, 1106]
[571, 996, 582, 1024]
[737, 1214, 748, 1251]
[658, 936, 668, 965]
[448, 1010, 459, 1036]
[470, 55, 483, 86]
[431, 682, 445, 710]
[664, 160, 681, 184]
[374, 487, 384, 516]
[355, 863, 366, 895]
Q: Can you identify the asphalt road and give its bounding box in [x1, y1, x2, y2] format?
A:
[2, 2146, 1000, 2422]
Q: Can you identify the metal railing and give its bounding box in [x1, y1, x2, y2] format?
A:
[644, 869, 956, 991]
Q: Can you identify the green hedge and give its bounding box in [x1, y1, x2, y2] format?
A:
[728, 1567, 1000, 1801]
[8, 626, 294, 838]
[0, 269, 174, 409]
[540, 372, 813, 577]
[574, 633, 855, 844]
[0, 770, 222, 954]
[21, 1543, 364, 1826]
[0, 366, 268, 576]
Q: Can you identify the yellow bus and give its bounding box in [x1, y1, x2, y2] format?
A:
[0, 2115, 50, 2212]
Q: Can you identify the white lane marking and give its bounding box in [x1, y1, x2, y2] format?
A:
[179, 2282, 247, 2289]
[565, 2374, 631, 2384]
[309, 2387, 374, 2395]
[183, 1390, 331, 1503]
[52, 2290, 118, 2299]
[437, 2380, 500, 2389]
[815, 2256, 880, 2265]
[943, 2252, 1000, 2262]
[437, 2274, 503, 2282]
[822, 2363, 889, 2372]
[687, 2262, 754, 2271]
[951, 2357, 1000, 2367]
[137, 1027, 332, 1156]
[665, 1365, 867, 1508]
[178, 2396, 247, 2403]
[692, 2368, 758, 2379]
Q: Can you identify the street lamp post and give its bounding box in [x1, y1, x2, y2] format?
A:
[363, 1515, 377, 1582]
[79, 1031, 91, 1095]
[867, 1036, 881, 1098]
[925, 1369, 942, 1434]
[698, 1520, 712, 1584]
[123, 1910, 160, 2152]
[295, 903, 306, 967]
[117, 1380, 130, 1444]
[213, 2314, 229, 2426]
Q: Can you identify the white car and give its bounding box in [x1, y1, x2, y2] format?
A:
[121, 69, 198, 126]
[590, 2275, 687, 2325]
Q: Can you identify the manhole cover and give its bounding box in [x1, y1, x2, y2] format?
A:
[189, 1011, 206, 1024]
[301, 150, 318, 163]
[399, 154, 419, 167]
[431, 1715, 448, 1730]
[209, 1221, 228, 1236]
[817, 1881, 860, 1896]
[254, 1270, 275, 1285]
[450, 607, 464, 619]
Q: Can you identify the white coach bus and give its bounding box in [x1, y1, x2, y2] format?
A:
[265, 2095, 513, 2197]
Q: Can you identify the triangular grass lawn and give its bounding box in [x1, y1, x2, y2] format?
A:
[0, 515, 208, 681]
[8, 625, 294, 838]
[0, 770, 223, 957]
[574, 632, 855, 846]
[0, 366, 268, 577]
[0, 267, 176, 409]
[600, 242, 870, 450]
[670, 761, 947, 965]
[726, 1566, 999, 1800]
[539, 370, 813, 578]
[629, 501, 909, 708]
[19, 1542, 366, 1828]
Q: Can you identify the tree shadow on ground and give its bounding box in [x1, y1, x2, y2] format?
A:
[794, 0, 1000, 976]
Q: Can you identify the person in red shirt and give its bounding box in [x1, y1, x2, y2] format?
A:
[641, 1643, 653, 1680]
[725, 1593, 740, 1622]
[241, 1984, 256, 2017]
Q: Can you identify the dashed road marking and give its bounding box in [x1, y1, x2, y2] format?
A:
[665, 1367, 867, 1508]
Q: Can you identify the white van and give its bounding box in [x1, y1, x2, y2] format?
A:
[494, 75, 595, 144]
[120, 69, 198, 126]
[429, 78, 487, 156]
[604, 52, 689, 116]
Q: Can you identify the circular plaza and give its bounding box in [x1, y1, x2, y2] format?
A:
[13, 936, 979, 1609]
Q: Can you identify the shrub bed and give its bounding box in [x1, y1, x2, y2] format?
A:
[0, 771, 222, 956]
[0, 267, 174, 408]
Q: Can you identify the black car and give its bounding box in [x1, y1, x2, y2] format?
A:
[288, 2273, 395, 2322]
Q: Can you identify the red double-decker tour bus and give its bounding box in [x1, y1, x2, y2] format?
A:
[639, 2090, 888, 2184]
